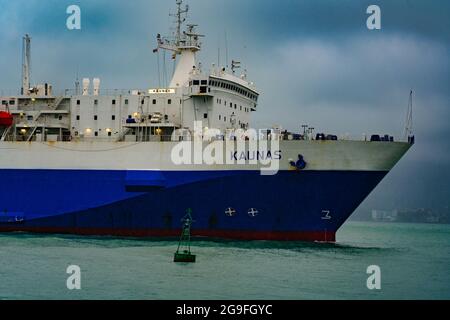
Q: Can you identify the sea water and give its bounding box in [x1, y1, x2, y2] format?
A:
[0, 222, 449, 300]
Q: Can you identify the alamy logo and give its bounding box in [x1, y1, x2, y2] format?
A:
[366, 5, 381, 30]
[66, 265, 81, 290]
[66, 5, 81, 30]
[170, 122, 281, 175]
[366, 265, 381, 290]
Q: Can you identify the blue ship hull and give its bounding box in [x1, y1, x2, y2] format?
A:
[0, 169, 386, 241]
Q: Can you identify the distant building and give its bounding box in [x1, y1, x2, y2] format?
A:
[371, 210, 398, 222]
[371, 208, 449, 224]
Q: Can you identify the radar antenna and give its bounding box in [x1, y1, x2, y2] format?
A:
[231, 60, 241, 74]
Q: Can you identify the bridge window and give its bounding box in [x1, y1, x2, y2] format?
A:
[193, 80, 200, 85]
[201, 80, 207, 85]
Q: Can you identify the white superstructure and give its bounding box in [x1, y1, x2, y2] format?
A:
[0, 0, 258, 144]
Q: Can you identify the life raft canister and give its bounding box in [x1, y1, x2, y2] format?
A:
[0, 111, 13, 127]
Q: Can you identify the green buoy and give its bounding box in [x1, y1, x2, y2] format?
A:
[174, 209, 196, 263]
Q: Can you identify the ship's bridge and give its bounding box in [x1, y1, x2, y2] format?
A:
[208, 74, 258, 111]
[186, 70, 259, 108]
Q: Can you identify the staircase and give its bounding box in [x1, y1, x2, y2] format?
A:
[1, 126, 12, 141]
[24, 126, 38, 142]
[115, 128, 132, 142]
[52, 96, 65, 110]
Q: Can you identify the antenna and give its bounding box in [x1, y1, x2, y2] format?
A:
[157, 1, 201, 54]
[217, 32, 221, 70]
[21, 34, 31, 95]
[404, 90, 414, 143]
[217, 46, 221, 71]
[75, 66, 80, 95]
[225, 30, 229, 69]
[231, 60, 241, 74]
[170, 0, 189, 46]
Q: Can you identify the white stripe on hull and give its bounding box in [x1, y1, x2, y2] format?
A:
[0, 140, 411, 172]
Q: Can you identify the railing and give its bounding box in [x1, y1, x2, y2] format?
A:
[62, 89, 148, 96]
[0, 132, 409, 144]
[1, 89, 151, 98]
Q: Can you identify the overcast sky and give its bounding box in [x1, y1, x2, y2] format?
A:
[0, 0, 449, 212]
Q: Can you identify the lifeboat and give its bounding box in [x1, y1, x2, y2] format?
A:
[0, 111, 13, 127]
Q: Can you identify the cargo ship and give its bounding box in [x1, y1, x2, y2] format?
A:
[0, 0, 413, 242]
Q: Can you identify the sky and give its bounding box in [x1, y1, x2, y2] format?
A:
[0, 0, 449, 213]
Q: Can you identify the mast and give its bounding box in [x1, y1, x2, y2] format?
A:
[155, 0, 204, 88]
[21, 34, 31, 95]
[171, 0, 189, 47]
[404, 90, 414, 142]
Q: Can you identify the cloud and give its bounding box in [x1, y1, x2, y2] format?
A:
[251, 35, 449, 156]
